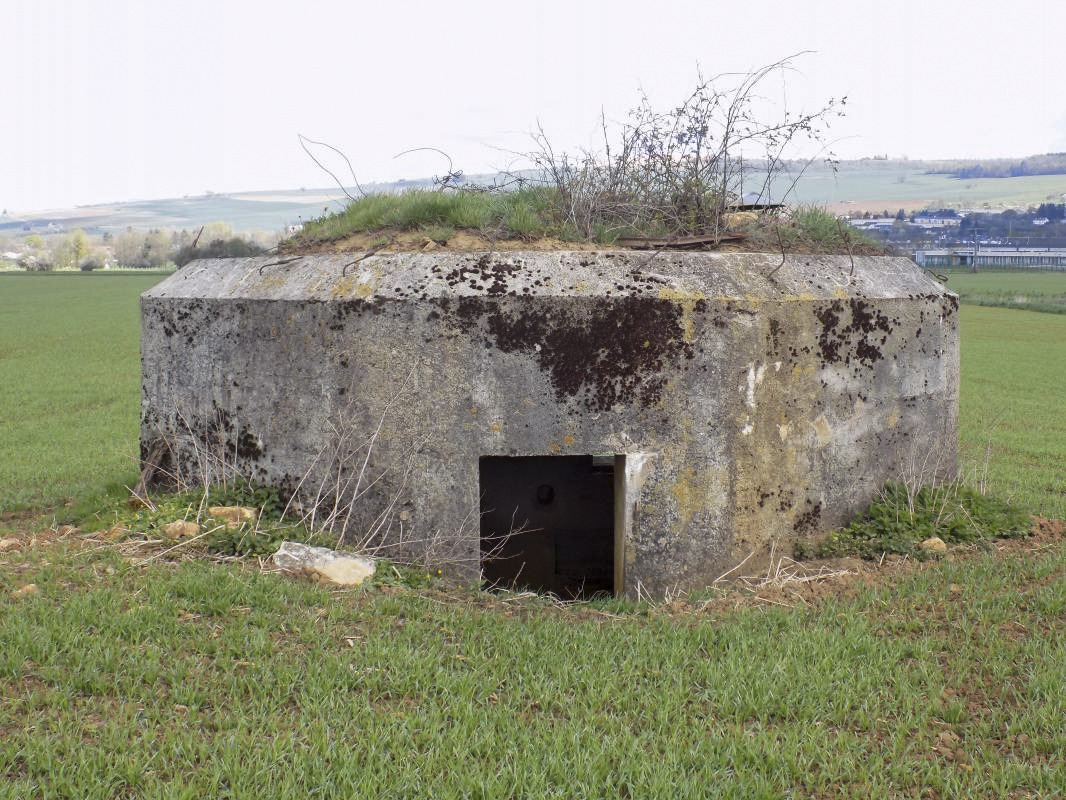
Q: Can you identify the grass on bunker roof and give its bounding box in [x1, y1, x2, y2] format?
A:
[281, 187, 887, 255]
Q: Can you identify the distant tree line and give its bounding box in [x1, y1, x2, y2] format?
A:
[6, 222, 276, 271]
[929, 153, 1066, 180]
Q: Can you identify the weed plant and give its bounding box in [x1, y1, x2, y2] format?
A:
[798, 482, 1031, 560]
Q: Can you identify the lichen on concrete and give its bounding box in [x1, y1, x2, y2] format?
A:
[141, 251, 959, 597]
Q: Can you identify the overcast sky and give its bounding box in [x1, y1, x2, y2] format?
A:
[3, 0, 1064, 211]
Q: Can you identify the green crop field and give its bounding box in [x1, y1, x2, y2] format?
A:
[784, 164, 1066, 211]
[1, 533, 1064, 798]
[2, 272, 1065, 798]
[0, 272, 169, 511]
[944, 269, 1066, 315]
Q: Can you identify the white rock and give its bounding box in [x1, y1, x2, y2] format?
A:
[920, 536, 948, 554]
[162, 520, 202, 539]
[207, 506, 258, 529]
[272, 541, 376, 587]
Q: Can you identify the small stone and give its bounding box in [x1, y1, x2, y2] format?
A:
[104, 524, 130, 541]
[0, 538, 20, 553]
[163, 520, 202, 539]
[272, 541, 376, 587]
[920, 536, 947, 554]
[207, 506, 258, 528]
[12, 583, 38, 599]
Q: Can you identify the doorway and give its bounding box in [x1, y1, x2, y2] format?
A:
[480, 455, 616, 598]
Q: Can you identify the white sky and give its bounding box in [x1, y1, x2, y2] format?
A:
[3, 0, 1064, 211]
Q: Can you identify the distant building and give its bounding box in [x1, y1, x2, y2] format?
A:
[915, 246, 1066, 268]
[911, 216, 961, 228]
[848, 217, 897, 231]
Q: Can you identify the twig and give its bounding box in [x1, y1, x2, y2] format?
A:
[342, 236, 394, 276]
[297, 134, 365, 202]
[258, 256, 302, 275]
[837, 218, 855, 277]
[766, 223, 787, 279]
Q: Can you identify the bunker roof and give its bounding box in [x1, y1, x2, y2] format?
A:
[145, 252, 952, 304]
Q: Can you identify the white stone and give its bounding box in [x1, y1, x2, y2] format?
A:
[920, 536, 948, 554]
[162, 520, 201, 539]
[272, 541, 376, 587]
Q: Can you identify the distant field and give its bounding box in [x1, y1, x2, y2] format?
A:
[944, 269, 1066, 314]
[0, 272, 168, 511]
[2, 272, 1063, 521]
[782, 163, 1066, 211]
[3, 161, 1064, 238]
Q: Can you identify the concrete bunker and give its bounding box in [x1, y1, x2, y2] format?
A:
[140, 251, 959, 598]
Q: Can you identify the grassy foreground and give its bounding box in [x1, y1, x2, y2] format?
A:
[1, 272, 1065, 798]
[2, 534, 1065, 798]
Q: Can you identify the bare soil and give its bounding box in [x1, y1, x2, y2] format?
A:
[283, 229, 608, 255]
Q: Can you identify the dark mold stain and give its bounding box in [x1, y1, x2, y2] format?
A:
[815, 298, 895, 368]
[794, 500, 822, 534]
[446, 297, 695, 412]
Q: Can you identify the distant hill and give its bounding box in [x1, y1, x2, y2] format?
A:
[3, 159, 1064, 237]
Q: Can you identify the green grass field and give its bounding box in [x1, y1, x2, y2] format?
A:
[782, 162, 1066, 210]
[945, 270, 1066, 315]
[2, 272, 1065, 798]
[958, 305, 1066, 518]
[0, 272, 168, 511]
[2, 535, 1064, 798]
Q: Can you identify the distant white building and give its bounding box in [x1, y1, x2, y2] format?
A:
[911, 216, 961, 228]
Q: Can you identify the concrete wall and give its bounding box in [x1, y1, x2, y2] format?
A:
[141, 251, 959, 597]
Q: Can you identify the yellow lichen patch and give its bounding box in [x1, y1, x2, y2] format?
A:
[257, 273, 289, 290]
[657, 286, 707, 344]
[329, 276, 358, 297]
[489, 420, 503, 434]
[563, 434, 575, 446]
[885, 407, 901, 428]
[330, 270, 380, 299]
[811, 414, 832, 447]
[669, 464, 725, 527]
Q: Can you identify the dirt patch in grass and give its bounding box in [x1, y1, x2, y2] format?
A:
[689, 515, 1066, 615]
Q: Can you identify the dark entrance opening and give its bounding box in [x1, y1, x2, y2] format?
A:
[480, 455, 615, 599]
